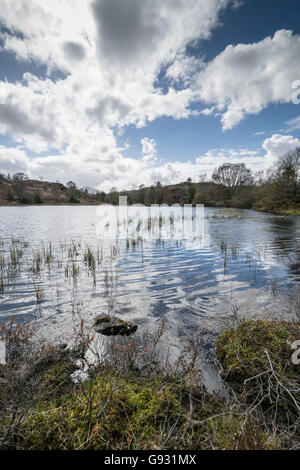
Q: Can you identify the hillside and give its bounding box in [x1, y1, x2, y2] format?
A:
[0, 178, 101, 206]
[124, 181, 220, 206]
[0, 177, 253, 208]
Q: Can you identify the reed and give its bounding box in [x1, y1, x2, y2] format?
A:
[33, 279, 44, 303]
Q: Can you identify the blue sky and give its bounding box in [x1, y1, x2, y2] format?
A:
[120, 0, 300, 164]
[0, 0, 300, 190]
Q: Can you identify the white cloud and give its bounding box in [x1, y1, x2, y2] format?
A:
[0, 0, 234, 189]
[196, 30, 300, 129]
[141, 138, 157, 163]
[1, 134, 298, 191]
[91, 0, 230, 73]
[262, 134, 300, 168]
[0, 0, 95, 73]
[0, 0, 234, 146]
[165, 53, 204, 87]
[0, 2, 300, 191]
[286, 116, 300, 132]
[0, 145, 29, 173]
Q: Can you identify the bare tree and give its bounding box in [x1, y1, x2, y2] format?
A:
[198, 172, 207, 183]
[276, 147, 300, 202]
[67, 181, 77, 189]
[12, 172, 28, 183]
[212, 163, 253, 199]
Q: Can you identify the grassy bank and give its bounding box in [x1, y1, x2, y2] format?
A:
[0, 318, 299, 450]
[273, 208, 300, 216]
[253, 205, 300, 216]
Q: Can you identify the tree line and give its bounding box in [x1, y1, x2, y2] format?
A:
[106, 148, 300, 213]
[1, 147, 300, 212]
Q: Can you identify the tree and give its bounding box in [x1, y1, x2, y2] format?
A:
[96, 191, 106, 202]
[153, 183, 164, 204]
[106, 187, 119, 205]
[68, 195, 80, 203]
[198, 173, 207, 183]
[13, 172, 28, 182]
[185, 184, 196, 204]
[212, 163, 253, 200]
[252, 149, 300, 211]
[6, 187, 14, 202]
[66, 180, 80, 202]
[20, 193, 32, 204]
[275, 148, 300, 203]
[137, 185, 146, 204]
[12, 173, 28, 199]
[34, 192, 43, 204]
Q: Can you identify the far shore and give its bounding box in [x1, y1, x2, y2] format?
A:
[0, 202, 300, 216]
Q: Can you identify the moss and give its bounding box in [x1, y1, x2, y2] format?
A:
[196, 412, 278, 450]
[1, 320, 299, 450]
[37, 361, 77, 397]
[254, 206, 300, 216]
[274, 208, 300, 216]
[3, 373, 182, 450]
[217, 320, 300, 390]
[0, 366, 283, 450]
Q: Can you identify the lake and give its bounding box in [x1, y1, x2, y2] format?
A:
[0, 205, 299, 391]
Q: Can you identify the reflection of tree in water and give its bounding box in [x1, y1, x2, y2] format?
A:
[205, 211, 300, 288]
[268, 216, 300, 280]
[288, 260, 300, 282]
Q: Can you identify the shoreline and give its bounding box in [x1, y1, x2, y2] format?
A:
[0, 202, 299, 217]
[0, 317, 299, 450]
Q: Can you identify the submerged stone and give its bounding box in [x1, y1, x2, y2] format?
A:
[93, 315, 137, 336]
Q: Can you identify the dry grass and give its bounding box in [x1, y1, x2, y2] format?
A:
[217, 319, 300, 449]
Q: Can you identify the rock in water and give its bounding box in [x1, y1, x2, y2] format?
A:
[93, 315, 138, 336]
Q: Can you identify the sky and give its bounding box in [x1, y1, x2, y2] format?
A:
[0, 0, 300, 191]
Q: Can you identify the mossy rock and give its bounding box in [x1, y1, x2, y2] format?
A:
[217, 320, 300, 390]
[216, 320, 300, 431]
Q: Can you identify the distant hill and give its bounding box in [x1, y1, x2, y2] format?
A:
[0, 174, 253, 209]
[0, 178, 102, 205]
